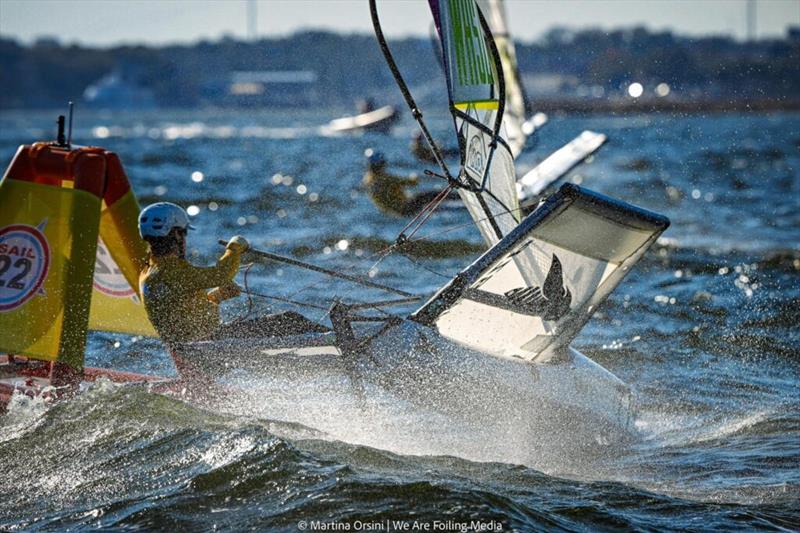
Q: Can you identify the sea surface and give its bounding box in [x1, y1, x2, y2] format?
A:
[0, 108, 798, 531]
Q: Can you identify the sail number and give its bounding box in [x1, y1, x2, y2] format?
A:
[0, 256, 32, 289]
[0, 223, 51, 312]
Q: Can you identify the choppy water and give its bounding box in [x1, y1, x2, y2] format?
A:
[0, 109, 798, 531]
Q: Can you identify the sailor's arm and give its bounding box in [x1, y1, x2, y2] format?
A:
[182, 236, 249, 292]
[207, 282, 241, 304]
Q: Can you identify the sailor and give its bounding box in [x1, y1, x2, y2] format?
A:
[138, 202, 327, 347]
[363, 149, 443, 217]
[357, 97, 376, 114]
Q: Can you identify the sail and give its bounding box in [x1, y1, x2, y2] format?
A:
[429, 0, 520, 248]
[412, 184, 670, 362]
[517, 130, 608, 206]
[475, 0, 527, 158]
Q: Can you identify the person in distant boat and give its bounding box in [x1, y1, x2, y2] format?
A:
[363, 149, 444, 217]
[138, 202, 328, 348]
[409, 131, 459, 164]
[357, 97, 376, 114]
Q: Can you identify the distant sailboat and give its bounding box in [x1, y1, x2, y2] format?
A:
[327, 98, 399, 134]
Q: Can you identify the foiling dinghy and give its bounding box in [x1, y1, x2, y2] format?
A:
[0, 1, 668, 452]
[179, 0, 669, 444]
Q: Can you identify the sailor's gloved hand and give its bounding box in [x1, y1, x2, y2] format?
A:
[208, 282, 242, 303]
[226, 235, 250, 253]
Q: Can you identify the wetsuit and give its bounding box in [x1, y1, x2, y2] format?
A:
[140, 248, 243, 343]
[140, 248, 327, 345]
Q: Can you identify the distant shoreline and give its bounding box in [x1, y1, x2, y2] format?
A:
[533, 98, 800, 114]
[2, 100, 800, 115]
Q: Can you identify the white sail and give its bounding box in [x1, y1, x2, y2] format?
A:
[429, 0, 520, 247]
[413, 184, 670, 362]
[517, 130, 608, 205]
[475, 0, 528, 158]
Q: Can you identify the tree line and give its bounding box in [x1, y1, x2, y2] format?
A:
[1, 26, 798, 109]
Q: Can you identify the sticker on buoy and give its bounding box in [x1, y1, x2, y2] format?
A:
[93, 239, 138, 301]
[0, 221, 51, 312]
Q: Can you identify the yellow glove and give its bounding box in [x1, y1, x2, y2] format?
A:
[226, 235, 250, 253]
[208, 282, 242, 304]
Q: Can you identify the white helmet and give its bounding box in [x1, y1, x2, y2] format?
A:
[138, 202, 195, 238]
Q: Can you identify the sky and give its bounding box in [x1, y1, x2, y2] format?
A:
[1, 0, 798, 46]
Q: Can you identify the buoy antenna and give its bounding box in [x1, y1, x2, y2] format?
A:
[67, 101, 74, 147]
[56, 115, 66, 146]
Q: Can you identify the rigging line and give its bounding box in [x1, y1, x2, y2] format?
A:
[243, 289, 331, 311]
[235, 204, 524, 307]
[397, 189, 443, 238]
[402, 185, 454, 241]
[229, 241, 415, 297]
[409, 205, 523, 244]
[475, 191, 505, 240]
[374, 203, 526, 259]
[366, 243, 397, 276]
[396, 184, 454, 242]
[369, 0, 456, 185]
[303, 196, 525, 293]
[463, 178, 518, 227]
[398, 251, 453, 280]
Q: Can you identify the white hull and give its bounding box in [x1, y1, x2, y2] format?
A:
[367, 321, 635, 444]
[177, 319, 635, 448]
[326, 105, 398, 133]
[517, 130, 607, 208]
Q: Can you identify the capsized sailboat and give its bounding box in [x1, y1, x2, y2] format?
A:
[358, 0, 668, 437]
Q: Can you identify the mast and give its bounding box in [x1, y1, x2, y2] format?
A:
[368, 0, 457, 186]
[247, 0, 258, 40]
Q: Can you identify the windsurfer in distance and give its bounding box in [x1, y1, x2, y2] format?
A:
[137, 203, 328, 353]
[363, 149, 448, 216]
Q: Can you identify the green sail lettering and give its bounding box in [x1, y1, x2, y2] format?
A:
[448, 0, 494, 88]
[471, 0, 491, 85]
[449, 0, 467, 86]
[464, 0, 480, 85]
